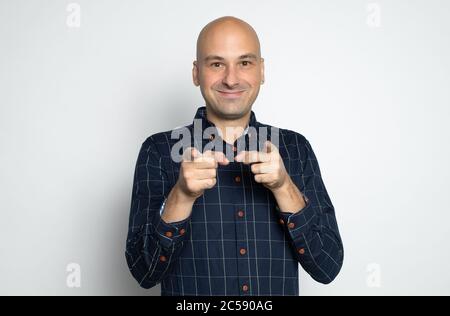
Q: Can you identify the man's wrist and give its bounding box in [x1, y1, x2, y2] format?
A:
[271, 176, 294, 196]
[172, 183, 199, 204]
[271, 177, 306, 214]
[161, 184, 197, 223]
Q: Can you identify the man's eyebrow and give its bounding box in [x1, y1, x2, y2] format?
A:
[203, 55, 225, 62]
[203, 53, 258, 62]
[238, 54, 258, 60]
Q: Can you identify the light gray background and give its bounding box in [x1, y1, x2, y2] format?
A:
[1, 0, 449, 296]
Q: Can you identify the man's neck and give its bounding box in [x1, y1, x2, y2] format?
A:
[205, 106, 251, 145]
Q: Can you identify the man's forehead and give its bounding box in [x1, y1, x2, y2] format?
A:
[198, 37, 261, 61]
[201, 31, 258, 49]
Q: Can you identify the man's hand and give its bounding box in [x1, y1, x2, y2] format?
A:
[235, 141, 306, 214]
[162, 147, 229, 223]
[177, 147, 229, 199]
[235, 141, 288, 191]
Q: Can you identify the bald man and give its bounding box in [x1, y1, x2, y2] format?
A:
[125, 16, 344, 296]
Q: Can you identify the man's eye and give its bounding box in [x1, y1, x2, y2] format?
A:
[211, 62, 222, 67]
[241, 61, 252, 66]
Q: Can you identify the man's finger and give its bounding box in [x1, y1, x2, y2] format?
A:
[212, 151, 230, 165]
[194, 168, 217, 180]
[250, 162, 275, 174]
[182, 147, 201, 162]
[235, 150, 271, 164]
[201, 150, 230, 165]
[190, 159, 218, 169]
[196, 178, 217, 190]
[263, 141, 278, 154]
[254, 173, 272, 184]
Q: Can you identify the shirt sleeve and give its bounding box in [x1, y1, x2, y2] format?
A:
[125, 137, 190, 289]
[276, 137, 344, 284]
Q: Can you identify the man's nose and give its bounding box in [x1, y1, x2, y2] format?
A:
[222, 65, 239, 88]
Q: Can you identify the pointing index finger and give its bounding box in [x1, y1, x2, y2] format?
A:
[235, 150, 271, 164]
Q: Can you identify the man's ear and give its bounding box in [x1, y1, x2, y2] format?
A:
[192, 61, 200, 87]
[260, 57, 265, 85]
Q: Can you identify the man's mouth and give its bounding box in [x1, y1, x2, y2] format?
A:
[216, 90, 246, 99]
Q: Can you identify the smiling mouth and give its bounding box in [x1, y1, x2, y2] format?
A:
[216, 90, 246, 99]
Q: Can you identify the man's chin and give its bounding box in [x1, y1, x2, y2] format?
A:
[214, 102, 248, 117]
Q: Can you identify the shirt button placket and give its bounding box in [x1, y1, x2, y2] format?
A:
[233, 144, 247, 295]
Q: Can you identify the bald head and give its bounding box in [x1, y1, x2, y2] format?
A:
[196, 16, 261, 62]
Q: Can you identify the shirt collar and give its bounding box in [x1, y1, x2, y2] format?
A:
[192, 106, 259, 136]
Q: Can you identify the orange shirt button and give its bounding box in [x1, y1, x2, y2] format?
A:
[242, 284, 249, 292]
[232, 146, 237, 152]
[179, 228, 185, 236]
[234, 176, 241, 183]
[288, 222, 295, 229]
[298, 248, 305, 255]
[237, 210, 245, 218]
[165, 231, 173, 238]
[159, 255, 167, 262]
[239, 248, 247, 256]
[279, 219, 285, 225]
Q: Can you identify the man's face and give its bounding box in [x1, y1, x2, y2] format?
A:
[193, 23, 265, 120]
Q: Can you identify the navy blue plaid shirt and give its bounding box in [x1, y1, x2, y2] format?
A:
[125, 106, 344, 296]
